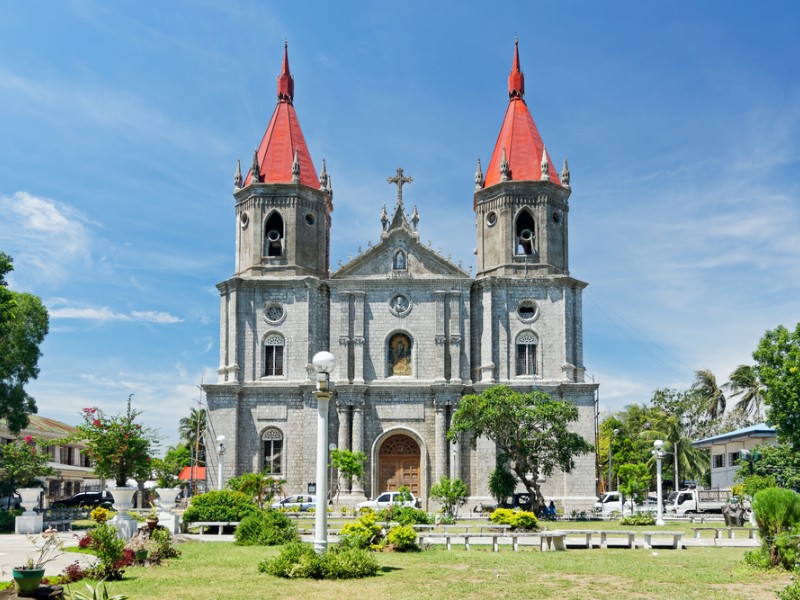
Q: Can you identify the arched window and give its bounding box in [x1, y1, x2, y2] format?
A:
[264, 333, 285, 377]
[393, 250, 407, 271]
[516, 331, 538, 376]
[388, 333, 412, 376]
[515, 210, 536, 256]
[262, 428, 283, 475]
[264, 212, 285, 257]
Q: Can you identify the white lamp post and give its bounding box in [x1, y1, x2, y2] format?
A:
[653, 439, 665, 527]
[216, 435, 226, 491]
[312, 351, 336, 554]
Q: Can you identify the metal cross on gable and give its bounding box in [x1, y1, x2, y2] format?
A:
[387, 167, 413, 205]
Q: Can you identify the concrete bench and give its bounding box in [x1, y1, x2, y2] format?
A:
[642, 531, 683, 549]
[691, 526, 757, 540]
[479, 524, 511, 534]
[564, 530, 596, 548]
[190, 521, 240, 535]
[539, 531, 567, 552]
[599, 530, 637, 549]
[418, 532, 523, 552]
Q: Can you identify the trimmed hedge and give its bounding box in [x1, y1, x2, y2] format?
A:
[182, 490, 258, 523]
[235, 509, 299, 546]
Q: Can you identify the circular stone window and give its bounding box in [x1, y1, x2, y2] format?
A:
[517, 299, 538, 322]
[240, 212, 249, 229]
[305, 213, 315, 225]
[486, 211, 498, 227]
[552, 211, 560, 223]
[388, 293, 412, 317]
[263, 301, 286, 325]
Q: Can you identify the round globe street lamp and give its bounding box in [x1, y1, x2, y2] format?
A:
[312, 351, 336, 553]
[216, 435, 226, 491]
[653, 439, 665, 526]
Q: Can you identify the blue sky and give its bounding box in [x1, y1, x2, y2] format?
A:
[1, 1, 798, 451]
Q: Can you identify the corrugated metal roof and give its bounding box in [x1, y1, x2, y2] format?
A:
[693, 422, 776, 446]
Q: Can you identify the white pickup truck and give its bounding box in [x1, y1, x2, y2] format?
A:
[664, 488, 731, 515]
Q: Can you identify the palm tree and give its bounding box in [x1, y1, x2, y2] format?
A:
[179, 407, 206, 463]
[643, 412, 708, 488]
[691, 369, 726, 420]
[726, 364, 765, 421]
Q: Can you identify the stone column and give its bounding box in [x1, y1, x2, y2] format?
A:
[336, 403, 351, 492]
[448, 290, 462, 384]
[351, 406, 366, 496]
[336, 292, 351, 384]
[353, 292, 365, 384]
[434, 291, 447, 383]
[434, 404, 448, 483]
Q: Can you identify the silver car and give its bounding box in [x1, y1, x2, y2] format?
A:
[271, 494, 317, 512]
[356, 491, 419, 512]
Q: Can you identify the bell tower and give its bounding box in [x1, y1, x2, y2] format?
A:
[233, 42, 333, 279]
[474, 39, 571, 278]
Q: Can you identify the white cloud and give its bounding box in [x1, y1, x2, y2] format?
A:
[48, 300, 183, 324]
[130, 311, 184, 324]
[0, 191, 93, 284]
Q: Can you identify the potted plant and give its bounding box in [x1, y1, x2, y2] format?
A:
[12, 532, 64, 596]
[146, 503, 159, 529]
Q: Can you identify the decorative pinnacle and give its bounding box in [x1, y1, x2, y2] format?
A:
[380, 204, 388, 230]
[561, 158, 570, 188]
[508, 37, 525, 99]
[411, 205, 419, 230]
[291, 148, 300, 183]
[250, 149, 260, 184]
[387, 167, 413, 206]
[234, 159, 243, 190]
[277, 40, 294, 104]
[540, 146, 549, 181]
[474, 158, 484, 191]
[499, 147, 510, 182]
[318, 159, 331, 193]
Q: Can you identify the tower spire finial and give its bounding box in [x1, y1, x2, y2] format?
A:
[277, 40, 294, 103]
[508, 37, 525, 99]
[234, 158, 243, 190]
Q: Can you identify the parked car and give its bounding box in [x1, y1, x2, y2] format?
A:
[356, 491, 419, 512]
[271, 495, 317, 512]
[51, 491, 114, 509]
[0, 494, 21, 510]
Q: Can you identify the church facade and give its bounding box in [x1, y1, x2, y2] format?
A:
[204, 41, 599, 511]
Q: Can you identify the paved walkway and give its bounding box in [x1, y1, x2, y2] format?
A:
[0, 532, 95, 577]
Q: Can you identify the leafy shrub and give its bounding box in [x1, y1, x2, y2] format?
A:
[259, 542, 378, 580]
[779, 578, 800, 600]
[752, 487, 800, 568]
[182, 490, 258, 523]
[387, 525, 419, 552]
[339, 510, 384, 550]
[90, 507, 111, 524]
[150, 527, 180, 559]
[78, 533, 93, 549]
[0, 509, 22, 533]
[620, 514, 656, 526]
[235, 509, 299, 546]
[744, 548, 772, 570]
[393, 506, 431, 526]
[61, 560, 88, 583]
[490, 507, 539, 531]
[88, 522, 126, 580]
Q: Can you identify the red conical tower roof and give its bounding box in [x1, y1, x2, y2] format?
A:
[483, 39, 560, 188]
[244, 42, 319, 188]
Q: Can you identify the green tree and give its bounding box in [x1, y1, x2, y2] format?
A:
[227, 472, 285, 509]
[448, 386, 593, 514]
[0, 252, 49, 433]
[616, 463, 650, 510]
[429, 476, 468, 519]
[0, 436, 55, 496]
[74, 395, 157, 486]
[152, 443, 191, 488]
[753, 323, 800, 448]
[736, 443, 800, 491]
[179, 407, 206, 465]
[726, 364, 765, 421]
[488, 462, 516, 506]
[330, 449, 366, 499]
[691, 369, 726, 420]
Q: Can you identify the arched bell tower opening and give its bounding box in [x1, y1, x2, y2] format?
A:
[515, 209, 536, 256]
[264, 212, 285, 257]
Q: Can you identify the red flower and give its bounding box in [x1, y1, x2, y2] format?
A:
[24, 436, 33, 445]
[93, 419, 101, 427]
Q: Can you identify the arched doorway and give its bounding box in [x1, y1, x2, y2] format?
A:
[378, 434, 420, 496]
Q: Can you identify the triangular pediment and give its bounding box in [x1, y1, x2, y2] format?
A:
[332, 227, 468, 280]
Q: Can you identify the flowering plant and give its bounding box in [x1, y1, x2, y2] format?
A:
[19, 531, 64, 570]
[0, 435, 55, 496]
[74, 396, 157, 487]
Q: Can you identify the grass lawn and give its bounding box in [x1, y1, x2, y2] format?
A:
[62, 540, 790, 600]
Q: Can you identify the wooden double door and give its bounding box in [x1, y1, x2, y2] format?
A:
[378, 434, 420, 496]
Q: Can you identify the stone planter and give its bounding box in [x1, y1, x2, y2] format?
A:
[12, 567, 45, 596]
[109, 486, 137, 540]
[155, 487, 181, 510]
[18, 487, 42, 515]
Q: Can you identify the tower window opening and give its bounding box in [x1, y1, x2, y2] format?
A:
[264, 333, 285, 377]
[265, 212, 285, 257]
[515, 331, 538, 376]
[515, 210, 536, 256]
[262, 428, 283, 474]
